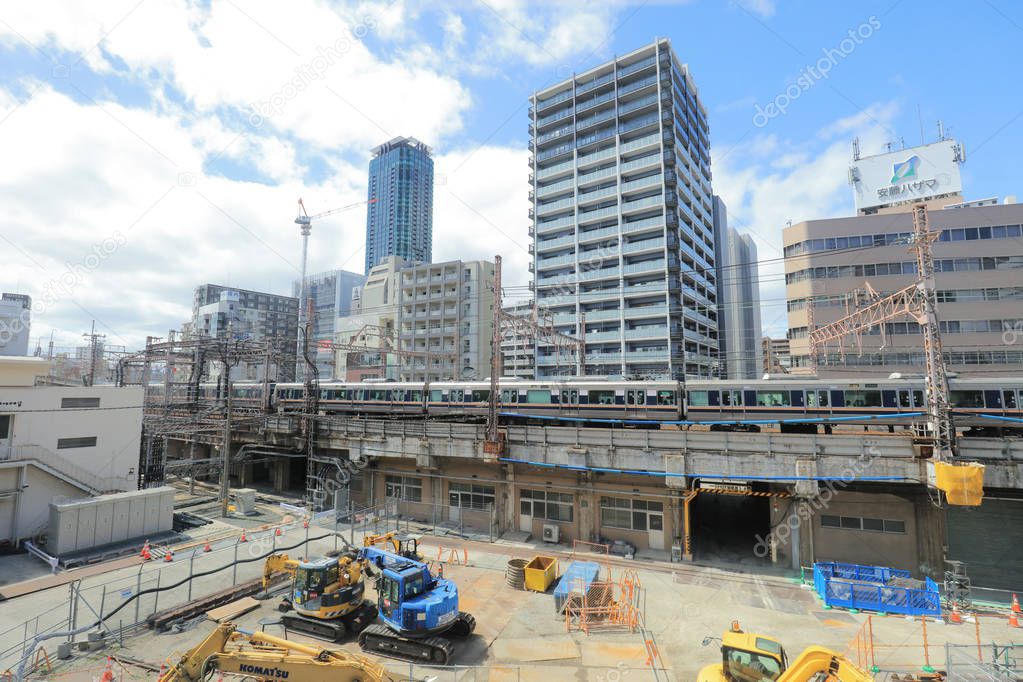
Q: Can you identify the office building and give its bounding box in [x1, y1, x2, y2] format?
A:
[0, 293, 31, 357]
[365, 137, 434, 274]
[397, 259, 495, 381]
[191, 284, 299, 380]
[292, 269, 366, 379]
[762, 337, 791, 375]
[529, 38, 718, 379]
[334, 257, 404, 381]
[785, 201, 1023, 375]
[501, 301, 537, 379]
[712, 196, 762, 379]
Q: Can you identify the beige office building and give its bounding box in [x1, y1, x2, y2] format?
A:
[783, 201, 1023, 375]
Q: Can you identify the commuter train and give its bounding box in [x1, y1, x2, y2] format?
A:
[147, 375, 1023, 432]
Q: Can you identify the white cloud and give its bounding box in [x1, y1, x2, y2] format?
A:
[734, 0, 776, 18]
[712, 102, 900, 336]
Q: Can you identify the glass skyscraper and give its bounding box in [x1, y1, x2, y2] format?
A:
[365, 137, 434, 274]
[529, 39, 718, 379]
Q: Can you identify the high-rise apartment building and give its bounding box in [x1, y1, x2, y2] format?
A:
[292, 269, 366, 379]
[0, 293, 31, 357]
[529, 39, 718, 379]
[365, 137, 434, 274]
[191, 284, 299, 380]
[334, 256, 404, 381]
[397, 259, 495, 381]
[712, 197, 762, 379]
[762, 337, 791, 374]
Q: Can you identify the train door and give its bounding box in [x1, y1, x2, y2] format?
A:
[806, 389, 830, 413]
[560, 389, 579, 417]
[896, 389, 914, 410]
[625, 389, 645, 416]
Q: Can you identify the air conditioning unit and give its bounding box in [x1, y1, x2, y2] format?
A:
[542, 523, 560, 543]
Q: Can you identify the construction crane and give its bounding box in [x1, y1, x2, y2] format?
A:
[260, 551, 377, 641]
[294, 196, 377, 382]
[159, 620, 399, 681]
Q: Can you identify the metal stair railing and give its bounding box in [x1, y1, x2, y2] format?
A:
[0, 444, 127, 495]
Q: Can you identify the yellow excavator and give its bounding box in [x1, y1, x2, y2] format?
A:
[362, 531, 422, 560]
[698, 621, 874, 682]
[159, 620, 398, 681]
[261, 550, 377, 641]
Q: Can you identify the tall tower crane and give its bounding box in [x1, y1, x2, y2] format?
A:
[294, 197, 377, 382]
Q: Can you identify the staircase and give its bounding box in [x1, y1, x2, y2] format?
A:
[0, 444, 128, 495]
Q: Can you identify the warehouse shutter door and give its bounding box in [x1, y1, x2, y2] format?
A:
[946, 499, 1023, 590]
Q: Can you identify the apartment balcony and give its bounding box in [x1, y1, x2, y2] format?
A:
[528, 243, 534, 255]
[578, 288, 619, 302]
[618, 74, 657, 97]
[536, 177, 575, 198]
[576, 145, 617, 169]
[621, 194, 663, 215]
[621, 215, 665, 236]
[620, 173, 662, 195]
[535, 88, 573, 113]
[617, 54, 656, 79]
[581, 329, 622, 343]
[580, 308, 621, 322]
[620, 132, 660, 154]
[577, 204, 619, 225]
[576, 107, 616, 132]
[578, 267, 620, 283]
[537, 233, 577, 251]
[535, 196, 575, 217]
[536, 123, 574, 147]
[623, 237, 664, 255]
[537, 142, 574, 163]
[619, 112, 659, 135]
[683, 328, 715, 345]
[620, 153, 660, 174]
[534, 104, 574, 130]
[536, 215, 576, 234]
[577, 224, 620, 244]
[625, 349, 669, 363]
[536, 253, 576, 270]
[575, 126, 616, 151]
[577, 184, 618, 206]
[576, 71, 615, 96]
[536, 158, 575, 181]
[575, 89, 616, 115]
[625, 304, 668, 318]
[576, 165, 618, 187]
[686, 308, 716, 328]
[623, 259, 665, 275]
[623, 282, 667, 297]
[625, 325, 669, 340]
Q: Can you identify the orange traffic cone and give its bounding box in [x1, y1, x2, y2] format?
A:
[303, 519, 309, 529]
[1012, 593, 1021, 614]
[99, 656, 115, 681]
[275, 527, 282, 536]
[949, 604, 962, 624]
[139, 540, 150, 558]
[239, 531, 247, 543]
[1009, 611, 1020, 628]
[203, 539, 212, 552]
[164, 548, 173, 563]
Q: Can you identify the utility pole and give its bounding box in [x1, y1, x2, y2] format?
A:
[219, 324, 235, 518]
[487, 256, 502, 445]
[82, 321, 106, 386]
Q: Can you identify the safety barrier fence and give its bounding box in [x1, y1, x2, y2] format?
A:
[813, 561, 941, 616]
[846, 614, 1023, 680]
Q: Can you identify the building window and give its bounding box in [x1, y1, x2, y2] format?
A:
[520, 489, 573, 522]
[449, 482, 495, 510]
[820, 514, 904, 534]
[57, 436, 98, 449]
[60, 397, 101, 408]
[385, 475, 422, 502]
[0, 414, 10, 440]
[600, 497, 664, 530]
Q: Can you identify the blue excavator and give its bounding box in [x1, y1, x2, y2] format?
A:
[357, 544, 476, 665]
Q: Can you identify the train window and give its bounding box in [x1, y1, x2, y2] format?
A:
[1004, 390, 1018, 409]
[844, 390, 882, 408]
[371, 390, 386, 401]
[527, 389, 551, 404]
[450, 389, 464, 402]
[756, 391, 790, 407]
[471, 390, 490, 402]
[949, 391, 984, 408]
[912, 390, 923, 407]
[430, 390, 443, 402]
[898, 390, 912, 408]
[500, 390, 519, 403]
[689, 391, 709, 407]
[588, 390, 615, 405]
[657, 390, 675, 405]
[411, 391, 423, 402]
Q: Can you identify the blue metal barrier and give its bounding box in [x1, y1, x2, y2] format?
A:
[813, 562, 941, 616]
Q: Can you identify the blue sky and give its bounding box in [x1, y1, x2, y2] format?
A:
[1, 0, 1021, 349]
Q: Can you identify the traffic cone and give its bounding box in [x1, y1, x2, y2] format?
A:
[239, 531, 247, 543]
[275, 527, 282, 537]
[303, 519, 309, 529]
[99, 656, 115, 681]
[139, 540, 150, 558]
[203, 539, 212, 552]
[1012, 593, 1021, 614]
[164, 548, 173, 563]
[949, 604, 962, 624]
[1009, 611, 1020, 628]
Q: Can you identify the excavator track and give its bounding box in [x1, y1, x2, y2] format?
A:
[279, 601, 376, 643]
[358, 623, 454, 665]
[448, 611, 476, 637]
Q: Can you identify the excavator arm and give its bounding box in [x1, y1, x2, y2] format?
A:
[263, 552, 299, 591]
[778, 646, 874, 682]
[160, 621, 398, 682]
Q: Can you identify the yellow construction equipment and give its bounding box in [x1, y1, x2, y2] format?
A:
[698, 621, 873, 682]
[159, 620, 398, 681]
[261, 551, 376, 641]
[362, 531, 422, 560]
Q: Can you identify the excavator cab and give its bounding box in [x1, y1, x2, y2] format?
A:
[707, 623, 788, 682]
[291, 557, 364, 618]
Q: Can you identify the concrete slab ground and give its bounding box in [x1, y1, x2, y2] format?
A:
[1, 510, 1020, 681]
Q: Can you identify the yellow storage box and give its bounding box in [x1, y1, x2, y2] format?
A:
[524, 555, 558, 592]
